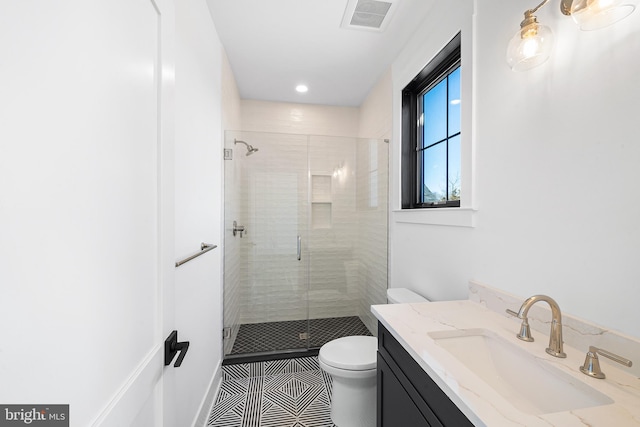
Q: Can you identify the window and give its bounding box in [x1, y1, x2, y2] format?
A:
[402, 34, 461, 209]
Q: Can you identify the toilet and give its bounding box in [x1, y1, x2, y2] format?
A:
[318, 288, 429, 427]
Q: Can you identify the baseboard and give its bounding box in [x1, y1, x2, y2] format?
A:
[191, 360, 222, 427]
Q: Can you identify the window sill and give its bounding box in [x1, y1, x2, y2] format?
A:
[392, 207, 477, 228]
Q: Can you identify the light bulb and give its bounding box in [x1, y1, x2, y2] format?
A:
[506, 19, 554, 71]
[570, 0, 636, 30]
[522, 37, 541, 59]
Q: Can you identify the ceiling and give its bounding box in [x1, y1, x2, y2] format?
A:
[206, 0, 435, 107]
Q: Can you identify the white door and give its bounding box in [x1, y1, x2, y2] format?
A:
[0, 1, 174, 426]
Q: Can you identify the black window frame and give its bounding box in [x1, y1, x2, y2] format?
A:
[402, 33, 461, 209]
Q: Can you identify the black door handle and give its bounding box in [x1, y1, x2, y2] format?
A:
[164, 330, 190, 368]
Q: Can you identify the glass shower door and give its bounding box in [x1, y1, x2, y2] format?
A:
[306, 136, 388, 346]
[223, 131, 310, 357]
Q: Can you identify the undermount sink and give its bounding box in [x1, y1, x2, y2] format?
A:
[428, 329, 614, 415]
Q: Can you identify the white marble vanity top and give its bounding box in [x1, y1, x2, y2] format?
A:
[372, 300, 640, 426]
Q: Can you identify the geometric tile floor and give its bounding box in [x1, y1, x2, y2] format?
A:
[230, 316, 372, 355]
[207, 357, 337, 427]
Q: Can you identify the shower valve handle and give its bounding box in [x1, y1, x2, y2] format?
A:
[233, 221, 246, 238]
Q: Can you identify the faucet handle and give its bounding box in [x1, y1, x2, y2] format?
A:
[506, 309, 520, 318]
[505, 308, 534, 342]
[579, 346, 633, 379]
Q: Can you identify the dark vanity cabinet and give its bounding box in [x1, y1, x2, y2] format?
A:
[377, 323, 474, 427]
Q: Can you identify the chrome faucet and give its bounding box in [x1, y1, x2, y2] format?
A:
[506, 295, 566, 358]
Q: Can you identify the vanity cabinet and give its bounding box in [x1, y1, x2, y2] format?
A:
[377, 323, 473, 427]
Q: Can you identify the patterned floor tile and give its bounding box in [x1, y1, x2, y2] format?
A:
[259, 401, 297, 427]
[208, 393, 245, 426]
[297, 400, 335, 427]
[222, 363, 251, 380]
[263, 372, 323, 393]
[218, 378, 250, 397]
[209, 357, 337, 427]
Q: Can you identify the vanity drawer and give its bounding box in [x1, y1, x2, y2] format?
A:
[377, 322, 473, 427]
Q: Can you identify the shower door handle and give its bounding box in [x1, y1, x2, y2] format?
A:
[297, 235, 301, 261]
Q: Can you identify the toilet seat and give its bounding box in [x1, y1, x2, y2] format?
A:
[318, 335, 377, 371]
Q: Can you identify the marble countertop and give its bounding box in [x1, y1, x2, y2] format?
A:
[372, 300, 640, 426]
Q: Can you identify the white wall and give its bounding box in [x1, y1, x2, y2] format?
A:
[241, 100, 360, 137]
[359, 69, 393, 141]
[173, 0, 225, 425]
[389, 0, 640, 338]
[221, 52, 243, 133]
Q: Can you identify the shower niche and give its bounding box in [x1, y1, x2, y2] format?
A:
[223, 130, 388, 361]
[311, 174, 331, 229]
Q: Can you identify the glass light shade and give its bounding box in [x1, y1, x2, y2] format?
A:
[506, 23, 555, 72]
[569, 0, 636, 30]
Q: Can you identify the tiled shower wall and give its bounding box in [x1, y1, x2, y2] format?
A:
[239, 132, 309, 324]
[308, 136, 359, 320]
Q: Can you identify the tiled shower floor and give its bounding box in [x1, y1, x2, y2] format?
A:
[229, 316, 372, 355]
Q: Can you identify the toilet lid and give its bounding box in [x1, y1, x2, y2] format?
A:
[387, 288, 429, 304]
[319, 336, 377, 371]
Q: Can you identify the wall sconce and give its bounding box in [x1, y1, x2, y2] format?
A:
[507, 0, 637, 71]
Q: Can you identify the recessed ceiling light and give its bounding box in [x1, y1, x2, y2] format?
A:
[296, 84, 308, 93]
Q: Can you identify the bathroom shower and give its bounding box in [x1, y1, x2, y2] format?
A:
[234, 139, 259, 156]
[223, 130, 389, 360]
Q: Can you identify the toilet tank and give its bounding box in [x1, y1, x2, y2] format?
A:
[386, 288, 429, 304]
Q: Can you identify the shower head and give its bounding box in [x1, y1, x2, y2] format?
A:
[234, 139, 259, 156]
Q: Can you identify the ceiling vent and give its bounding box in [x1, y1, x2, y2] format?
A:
[341, 0, 399, 32]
